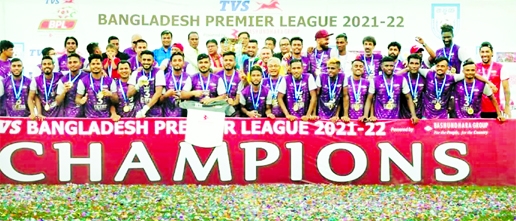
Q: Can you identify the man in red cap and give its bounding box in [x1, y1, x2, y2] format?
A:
[309, 30, 337, 77]
[409, 36, 436, 69]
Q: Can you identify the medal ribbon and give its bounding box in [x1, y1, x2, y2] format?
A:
[463, 79, 476, 106]
[408, 73, 420, 100]
[172, 73, 184, 91]
[89, 73, 104, 96]
[142, 68, 154, 81]
[314, 49, 325, 69]
[363, 55, 375, 75]
[250, 85, 262, 110]
[10, 75, 24, 101]
[68, 70, 82, 84]
[442, 44, 454, 67]
[199, 73, 211, 91]
[382, 74, 394, 101]
[269, 76, 282, 99]
[434, 74, 447, 101]
[292, 75, 303, 102]
[222, 71, 235, 95]
[350, 77, 362, 103]
[482, 62, 493, 80]
[327, 75, 339, 101]
[42, 73, 55, 104]
[118, 79, 129, 103]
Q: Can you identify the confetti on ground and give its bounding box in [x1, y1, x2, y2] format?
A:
[0, 184, 515, 220]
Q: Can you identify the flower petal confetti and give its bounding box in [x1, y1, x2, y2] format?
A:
[0, 184, 515, 220]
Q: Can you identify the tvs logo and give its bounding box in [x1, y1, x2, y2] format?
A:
[431, 3, 460, 39]
[39, 0, 77, 30]
[220, 0, 280, 12]
[256, 0, 281, 11]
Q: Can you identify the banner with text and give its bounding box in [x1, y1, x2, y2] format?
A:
[1, 118, 515, 186]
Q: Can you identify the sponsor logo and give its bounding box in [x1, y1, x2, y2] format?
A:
[256, 0, 281, 11]
[431, 3, 460, 39]
[220, 0, 281, 12]
[39, 0, 77, 30]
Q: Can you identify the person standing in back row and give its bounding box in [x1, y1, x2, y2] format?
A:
[476, 42, 511, 118]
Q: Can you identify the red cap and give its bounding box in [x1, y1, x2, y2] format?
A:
[172, 43, 184, 52]
[410, 45, 424, 54]
[315, 30, 333, 39]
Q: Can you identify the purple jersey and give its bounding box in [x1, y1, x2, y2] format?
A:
[262, 76, 285, 117]
[123, 47, 137, 58]
[283, 74, 312, 118]
[34, 72, 63, 117]
[2, 75, 31, 117]
[59, 71, 86, 117]
[0, 59, 10, 78]
[115, 79, 138, 118]
[454, 79, 488, 118]
[133, 68, 163, 117]
[240, 84, 270, 117]
[191, 73, 222, 101]
[284, 55, 312, 74]
[436, 44, 462, 73]
[162, 72, 189, 117]
[422, 71, 457, 119]
[317, 73, 345, 120]
[81, 75, 114, 118]
[371, 74, 405, 119]
[242, 57, 259, 74]
[216, 70, 241, 99]
[399, 73, 426, 119]
[345, 76, 370, 119]
[57, 54, 85, 72]
[358, 54, 383, 77]
[310, 48, 332, 75]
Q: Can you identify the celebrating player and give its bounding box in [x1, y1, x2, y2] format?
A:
[315, 58, 344, 121]
[113, 61, 137, 119]
[29, 56, 63, 119]
[454, 60, 505, 120]
[56, 53, 86, 118]
[476, 42, 511, 118]
[277, 59, 317, 121]
[240, 66, 274, 118]
[262, 57, 285, 118]
[342, 59, 370, 122]
[75, 54, 119, 118]
[398, 54, 426, 119]
[183, 53, 226, 104]
[161, 52, 190, 117]
[362, 56, 418, 123]
[357, 36, 383, 78]
[216, 51, 244, 114]
[127, 50, 165, 118]
[0, 58, 31, 117]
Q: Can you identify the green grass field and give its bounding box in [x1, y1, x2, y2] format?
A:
[1, 184, 515, 220]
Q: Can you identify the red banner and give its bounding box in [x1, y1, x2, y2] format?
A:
[1, 118, 515, 186]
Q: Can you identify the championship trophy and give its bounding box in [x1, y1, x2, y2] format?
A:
[223, 37, 243, 69]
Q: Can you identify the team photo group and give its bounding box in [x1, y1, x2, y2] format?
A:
[0, 24, 511, 123]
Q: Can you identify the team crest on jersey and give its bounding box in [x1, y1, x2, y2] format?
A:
[431, 3, 461, 39]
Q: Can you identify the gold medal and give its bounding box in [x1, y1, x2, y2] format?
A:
[44, 103, 50, 111]
[353, 103, 360, 111]
[467, 106, 474, 115]
[14, 104, 20, 110]
[385, 99, 394, 110]
[434, 102, 442, 110]
[272, 99, 278, 107]
[293, 103, 299, 111]
[16, 99, 22, 105]
[97, 92, 104, 99]
[123, 105, 130, 113]
[413, 98, 418, 104]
